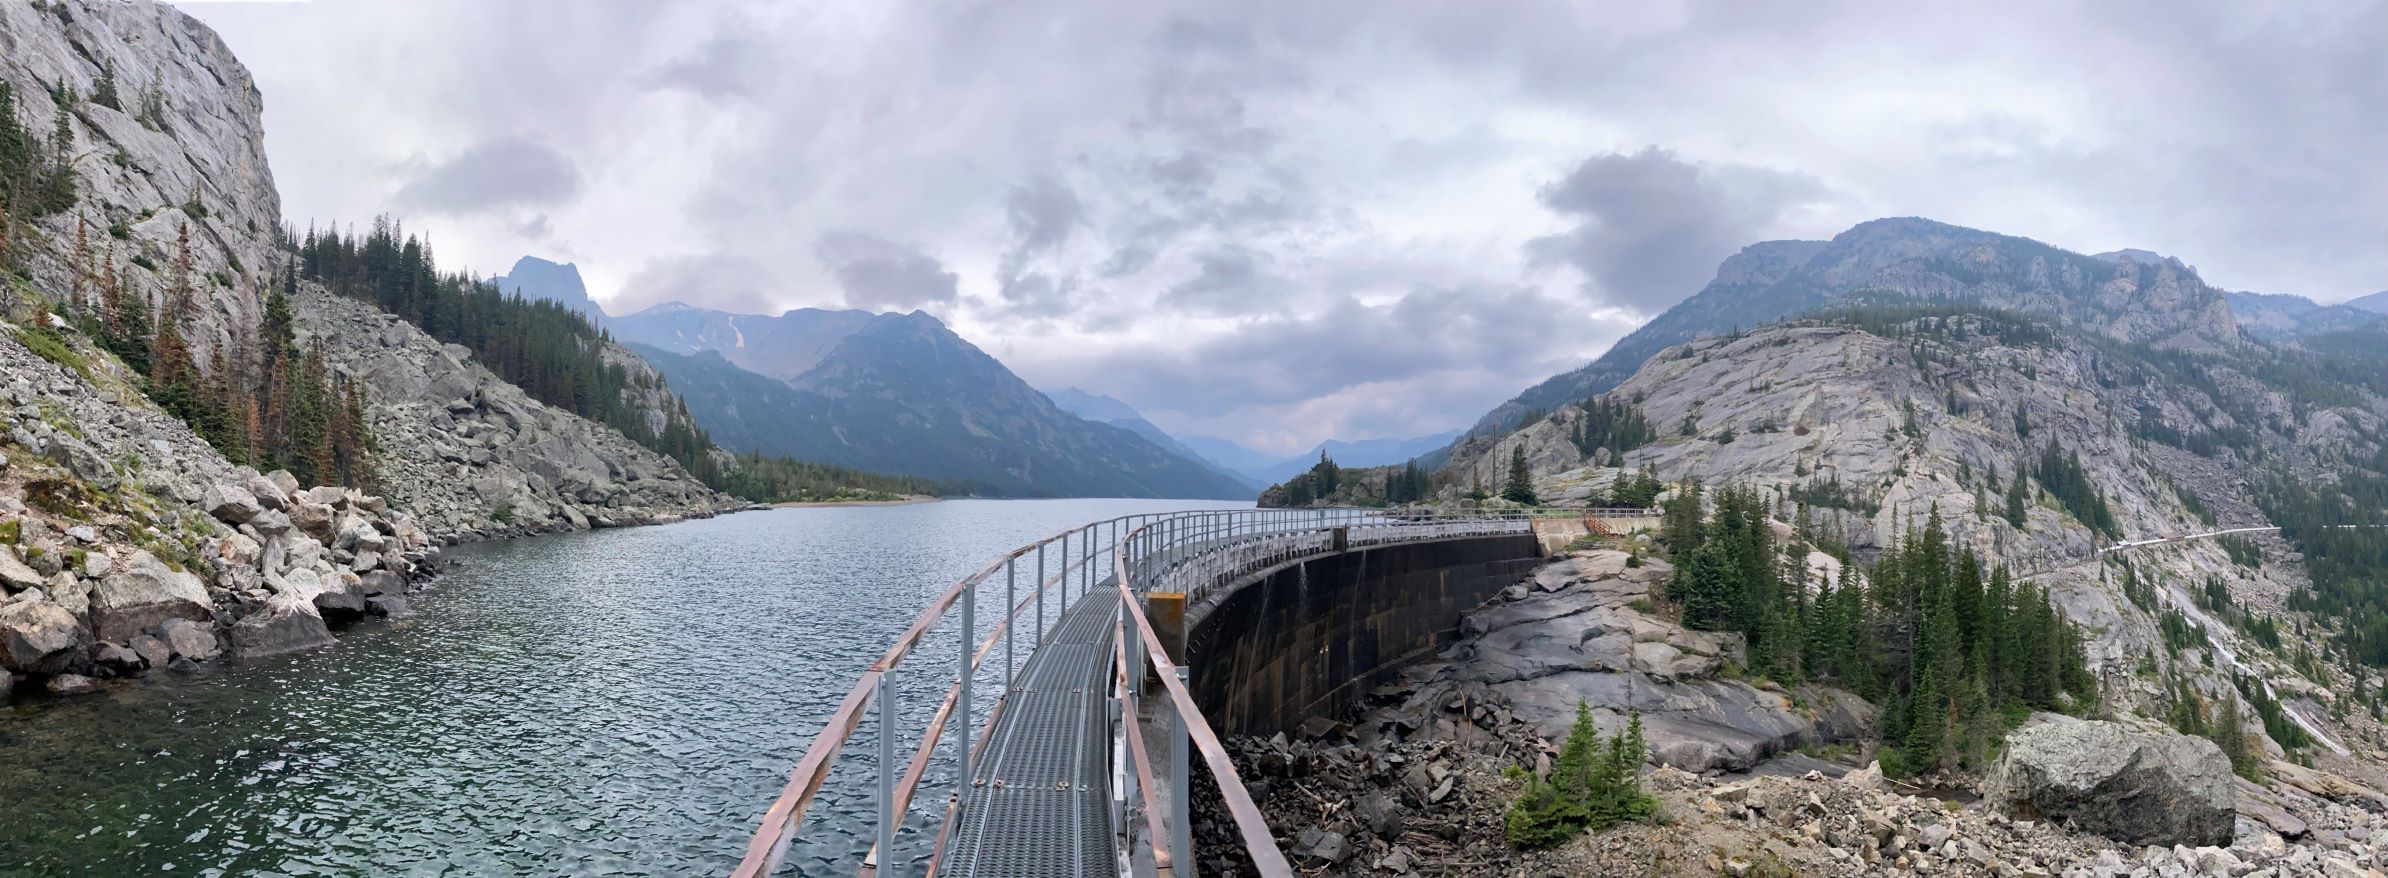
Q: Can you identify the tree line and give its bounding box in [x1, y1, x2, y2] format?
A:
[1660, 485, 2096, 775]
[50, 217, 374, 488]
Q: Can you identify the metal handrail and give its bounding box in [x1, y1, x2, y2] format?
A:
[732, 505, 1647, 877]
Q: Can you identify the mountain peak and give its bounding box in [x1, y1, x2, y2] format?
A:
[493, 255, 606, 321]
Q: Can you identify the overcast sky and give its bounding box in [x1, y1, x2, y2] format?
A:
[182, 0, 2387, 456]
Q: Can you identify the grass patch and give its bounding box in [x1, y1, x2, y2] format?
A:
[13, 325, 90, 379]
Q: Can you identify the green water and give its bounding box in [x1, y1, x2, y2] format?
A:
[0, 499, 1239, 876]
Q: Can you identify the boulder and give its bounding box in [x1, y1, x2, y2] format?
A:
[249, 509, 293, 537]
[130, 634, 173, 669]
[366, 593, 414, 619]
[304, 486, 346, 507]
[158, 618, 222, 662]
[0, 600, 85, 674]
[313, 573, 368, 624]
[91, 641, 145, 675]
[244, 475, 290, 510]
[358, 569, 406, 596]
[90, 551, 214, 642]
[46, 673, 101, 696]
[0, 548, 44, 592]
[202, 484, 265, 524]
[217, 533, 262, 570]
[290, 501, 336, 539]
[1983, 719, 2235, 847]
[80, 550, 113, 578]
[265, 470, 301, 497]
[226, 593, 336, 658]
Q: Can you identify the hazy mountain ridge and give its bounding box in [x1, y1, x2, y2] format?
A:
[1044, 387, 1264, 492]
[632, 315, 1252, 499]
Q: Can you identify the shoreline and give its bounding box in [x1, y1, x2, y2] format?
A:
[771, 495, 942, 509]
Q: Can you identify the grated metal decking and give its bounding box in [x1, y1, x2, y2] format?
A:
[941, 584, 1121, 877]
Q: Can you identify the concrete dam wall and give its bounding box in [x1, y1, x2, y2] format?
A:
[1184, 534, 1545, 737]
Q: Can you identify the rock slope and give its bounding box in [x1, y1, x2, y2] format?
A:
[299, 287, 737, 541]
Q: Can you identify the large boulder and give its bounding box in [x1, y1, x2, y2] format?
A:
[90, 552, 214, 643]
[226, 593, 336, 658]
[1983, 719, 2235, 847]
[202, 484, 265, 524]
[0, 600, 85, 674]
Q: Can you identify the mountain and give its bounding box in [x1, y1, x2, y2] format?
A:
[2348, 290, 2388, 315]
[1045, 387, 1264, 491]
[629, 315, 1252, 499]
[1246, 432, 1464, 485]
[488, 256, 607, 324]
[1434, 219, 2388, 805]
[1178, 436, 1284, 477]
[610, 302, 877, 381]
[2223, 290, 2387, 341]
[1466, 217, 2242, 437]
[1046, 387, 1145, 423]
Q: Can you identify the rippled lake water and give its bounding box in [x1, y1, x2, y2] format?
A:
[0, 498, 1243, 876]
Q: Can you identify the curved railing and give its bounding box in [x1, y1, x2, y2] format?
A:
[732, 506, 1632, 877]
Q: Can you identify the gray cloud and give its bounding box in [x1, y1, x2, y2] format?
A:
[620, 252, 782, 316]
[1164, 246, 1290, 316]
[648, 31, 771, 100]
[1528, 147, 1825, 313]
[391, 136, 582, 216]
[192, 0, 2388, 452]
[814, 232, 960, 311]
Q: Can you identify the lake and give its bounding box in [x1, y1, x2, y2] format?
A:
[0, 498, 1244, 876]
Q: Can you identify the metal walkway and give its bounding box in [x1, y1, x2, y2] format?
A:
[941, 585, 1122, 878]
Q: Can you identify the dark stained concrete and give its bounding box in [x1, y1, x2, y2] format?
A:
[1184, 534, 1544, 736]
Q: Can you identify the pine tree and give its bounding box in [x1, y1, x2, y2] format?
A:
[1502, 444, 1537, 505]
[93, 61, 121, 111]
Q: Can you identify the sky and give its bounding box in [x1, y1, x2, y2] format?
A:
[180, 0, 2388, 456]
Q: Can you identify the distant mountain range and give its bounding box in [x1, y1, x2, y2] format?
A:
[1039, 387, 1459, 488]
[1043, 388, 1265, 492]
[492, 257, 1248, 499]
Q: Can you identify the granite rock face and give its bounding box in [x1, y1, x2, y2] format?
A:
[1367, 550, 1874, 773]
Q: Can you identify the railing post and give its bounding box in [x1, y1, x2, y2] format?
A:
[877, 669, 899, 877]
[1170, 666, 1193, 874]
[959, 581, 975, 815]
[1036, 542, 1047, 644]
[1005, 557, 1017, 684]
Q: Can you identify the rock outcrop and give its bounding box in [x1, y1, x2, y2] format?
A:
[1983, 718, 2237, 847]
[1361, 550, 1874, 773]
